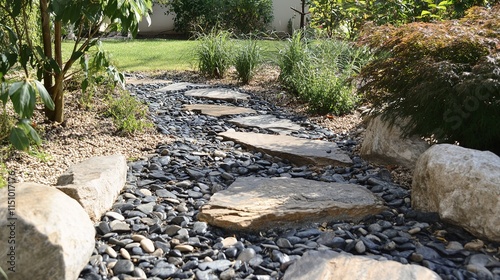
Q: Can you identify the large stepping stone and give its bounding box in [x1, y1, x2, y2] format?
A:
[219, 131, 352, 166]
[0, 183, 95, 280]
[158, 82, 209, 92]
[184, 88, 250, 101]
[198, 177, 386, 231]
[283, 250, 441, 280]
[183, 104, 257, 117]
[229, 115, 302, 135]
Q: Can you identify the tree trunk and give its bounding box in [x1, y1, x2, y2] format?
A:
[45, 21, 65, 123]
[300, 0, 305, 29]
[39, 0, 52, 88]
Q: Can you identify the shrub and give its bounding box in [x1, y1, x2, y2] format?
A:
[196, 30, 233, 78]
[278, 31, 375, 115]
[164, 0, 273, 35]
[234, 39, 262, 84]
[357, 5, 500, 154]
[105, 90, 153, 135]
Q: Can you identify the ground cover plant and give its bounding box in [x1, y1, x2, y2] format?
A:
[357, 4, 500, 154]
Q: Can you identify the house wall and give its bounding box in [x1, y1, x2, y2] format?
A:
[138, 0, 308, 36]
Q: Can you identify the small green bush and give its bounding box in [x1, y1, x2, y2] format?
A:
[358, 5, 500, 154]
[105, 91, 153, 135]
[278, 31, 375, 115]
[235, 39, 262, 84]
[164, 0, 273, 35]
[196, 30, 233, 78]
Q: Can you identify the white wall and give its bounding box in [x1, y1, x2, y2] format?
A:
[138, 0, 308, 35]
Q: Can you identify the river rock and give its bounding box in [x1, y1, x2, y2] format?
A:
[56, 154, 127, 220]
[219, 131, 352, 166]
[360, 115, 429, 169]
[198, 177, 385, 231]
[283, 250, 441, 280]
[412, 144, 500, 242]
[0, 183, 95, 280]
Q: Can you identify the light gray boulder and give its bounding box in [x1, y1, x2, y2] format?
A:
[412, 144, 500, 242]
[56, 154, 127, 221]
[0, 183, 95, 280]
[360, 115, 429, 169]
[283, 250, 441, 280]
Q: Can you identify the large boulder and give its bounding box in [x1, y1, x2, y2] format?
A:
[0, 183, 95, 280]
[412, 144, 500, 242]
[56, 154, 127, 221]
[283, 250, 441, 280]
[360, 115, 429, 169]
[198, 177, 386, 231]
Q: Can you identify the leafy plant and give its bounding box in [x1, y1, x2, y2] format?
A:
[162, 0, 273, 35]
[234, 39, 262, 84]
[278, 31, 374, 115]
[0, 163, 7, 189]
[358, 5, 500, 154]
[105, 90, 153, 135]
[196, 30, 233, 78]
[308, 0, 499, 39]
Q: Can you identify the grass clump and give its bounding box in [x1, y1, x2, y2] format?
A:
[234, 39, 262, 84]
[105, 90, 153, 135]
[358, 5, 500, 154]
[278, 31, 375, 115]
[0, 163, 7, 189]
[196, 30, 233, 78]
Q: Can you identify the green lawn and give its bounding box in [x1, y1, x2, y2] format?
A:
[62, 39, 285, 72]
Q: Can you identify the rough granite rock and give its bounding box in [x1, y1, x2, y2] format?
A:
[412, 144, 500, 242]
[184, 88, 250, 101]
[0, 183, 95, 280]
[182, 104, 257, 117]
[283, 250, 441, 280]
[198, 177, 386, 231]
[219, 131, 353, 166]
[360, 115, 429, 169]
[56, 154, 127, 221]
[228, 115, 302, 135]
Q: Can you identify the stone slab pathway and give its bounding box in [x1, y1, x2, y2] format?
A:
[228, 115, 302, 134]
[199, 177, 386, 231]
[184, 88, 250, 101]
[157, 82, 209, 92]
[219, 131, 353, 166]
[182, 104, 257, 117]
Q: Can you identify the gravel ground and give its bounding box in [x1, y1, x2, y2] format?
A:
[6, 66, 391, 187]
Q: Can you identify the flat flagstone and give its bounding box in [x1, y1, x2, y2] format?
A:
[229, 115, 302, 135]
[219, 131, 352, 166]
[158, 82, 209, 92]
[184, 88, 250, 101]
[182, 104, 257, 117]
[198, 177, 386, 231]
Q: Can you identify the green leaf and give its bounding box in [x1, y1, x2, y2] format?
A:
[420, 10, 431, 16]
[49, 59, 61, 74]
[19, 119, 41, 145]
[81, 78, 89, 93]
[9, 81, 35, 118]
[33, 80, 55, 110]
[10, 126, 30, 151]
[0, 82, 8, 106]
[71, 51, 84, 61]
